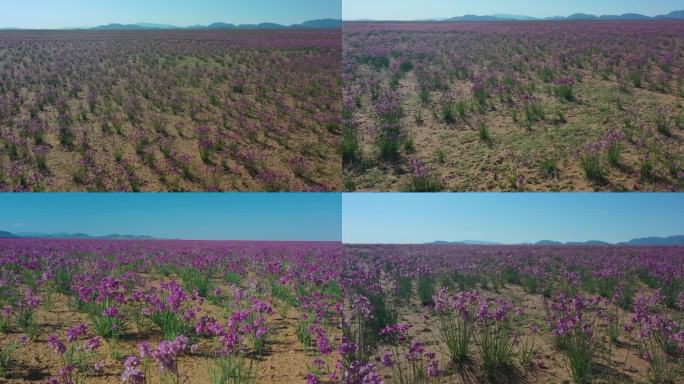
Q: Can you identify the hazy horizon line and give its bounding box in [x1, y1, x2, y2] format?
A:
[0, 17, 342, 31]
[342, 9, 683, 21]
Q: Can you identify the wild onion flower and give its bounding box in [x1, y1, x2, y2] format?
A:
[121, 356, 145, 384]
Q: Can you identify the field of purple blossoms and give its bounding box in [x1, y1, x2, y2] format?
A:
[0, 30, 341, 192]
[343, 244, 684, 384]
[0, 239, 343, 384]
[0, 239, 682, 383]
[343, 21, 684, 192]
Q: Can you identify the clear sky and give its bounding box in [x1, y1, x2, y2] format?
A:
[0, 193, 341, 241]
[343, 0, 682, 20]
[0, 0, 341, 29]
[343, 193, 684, 244]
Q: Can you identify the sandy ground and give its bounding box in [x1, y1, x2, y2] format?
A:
[0, 276, 339, 384]
[345, 66, 683, 192]
[364, 282, 682, 384]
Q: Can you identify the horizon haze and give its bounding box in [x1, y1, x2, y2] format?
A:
[343, 0, 683, 20]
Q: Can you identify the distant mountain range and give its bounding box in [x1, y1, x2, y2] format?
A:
[1, 19, 341, 31]
[430, 235, 684, 246]
[0, 231, 158, 240]
[350, 10, 684, 22]
[432, 240, 501, 245]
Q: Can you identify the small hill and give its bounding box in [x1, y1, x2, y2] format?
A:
[598, 13, 651, 20]
[205, 22, 237, 29]
[14, 232, 158, 240]
[430, 240, 501, 245]
[294, 19, 343, 29]
[619, 235, 684, 246]
[0, 231, 17, 238]
[448, 15, 503, 21]
[655, 11, 684, 20]
[566, 13, 598, 20]
[92, 23, 150, 30]
[425, 11, 684, 22]
[491, 14, 537, 21]
[87, 19, 342, 31]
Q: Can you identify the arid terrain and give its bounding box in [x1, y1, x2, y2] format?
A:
[1, 240, 682, 383]
[0, 30, 341, 192]
[343, 22, 684, 192]
[343, 244, 684, 384]
[0, 239, 342, 383]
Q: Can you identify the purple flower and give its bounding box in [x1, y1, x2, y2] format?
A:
[121, 356, 145, 384]
[338, 341, 358, 356]
[380, 351, 394, 367]
[48, 335, 66, 354]
[66, 323, 88, 343]
[427, 359, 440, 377]
[102, 306, 120, 318]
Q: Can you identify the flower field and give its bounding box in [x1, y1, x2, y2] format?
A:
[343, 244, 684, 384]
[0, 239, 343, 383]
[0, 30, 341, 192]
[1, 239, 682, 383]
[342, 22, 684, 192]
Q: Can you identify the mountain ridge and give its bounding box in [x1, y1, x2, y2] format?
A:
[429, 235, 684, 246]
[347, 10, 684, 22]
[10, 19, 342, 31]
[6, 232, 158, 240]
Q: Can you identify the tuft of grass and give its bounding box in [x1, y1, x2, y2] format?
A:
[478, 122, 491, 143]
[180, 268, 212, 297]
[403, 135, 415, 153]
[580, 154, 605, 183]
[208, 353, 254, 384]
[655, 111, 672, 136]
[375, 122, 402, 161]
[407, 174, 443, 192]
[0, 341, 18, 377]
[540, 158, 559, 178]
[435, 148, 446, 165]
[342, 128, 361, 165]
[442, 104, 456, 124]
[417, 276, 435, 306]
[151, 310, 191, 340]
[555, 85, 574, 102]
[606, 144, 622, 167]
[640, 156, 655, 182]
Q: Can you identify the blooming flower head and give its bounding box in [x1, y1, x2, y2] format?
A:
[380, 351, 394, 367]
[121, 356, 145, 384]
[86, 336, 101, 352]
[48, 335, 66, 354]
[66, 323, 88, 343]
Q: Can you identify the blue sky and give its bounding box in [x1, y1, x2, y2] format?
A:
[343, 0, 682, 20]
[0, 193, 341, 241]
[0, 0, 341, 29]
[343, 193, 684, 244]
